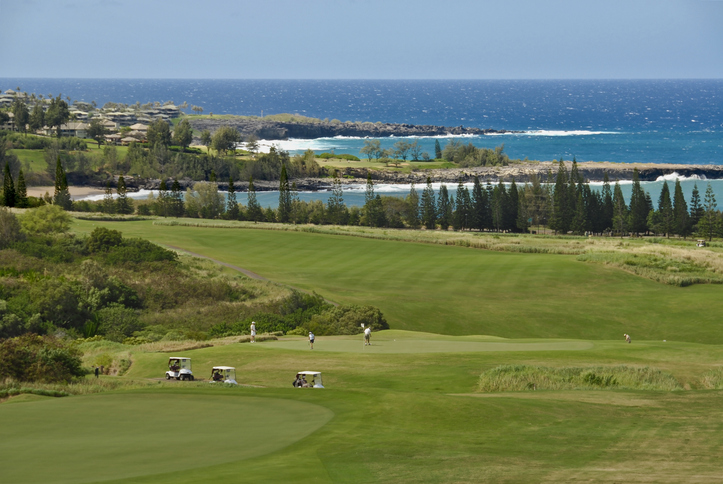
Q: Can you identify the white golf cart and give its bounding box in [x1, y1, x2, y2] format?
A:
[165, 357, 194, 381]
[210, 366, 238, 385]
[295, 371, 324, 388]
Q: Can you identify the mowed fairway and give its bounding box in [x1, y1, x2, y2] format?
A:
[4, 335, 723, 483]
[0, 392, 332, 484]
[73, 220, 723, 343]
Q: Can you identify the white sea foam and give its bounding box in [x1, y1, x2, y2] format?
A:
[487, 130, 622, 137]
[654, 172, 706, 182]
[81, 189, 158, 202]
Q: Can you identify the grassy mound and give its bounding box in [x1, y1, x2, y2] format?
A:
[477, 364, 682, 392]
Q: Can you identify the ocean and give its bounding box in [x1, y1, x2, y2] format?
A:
[3, 78, 722, 207]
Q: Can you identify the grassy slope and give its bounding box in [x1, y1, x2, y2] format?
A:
[3, 335, 723, 483]
[72, 219, 723, 343]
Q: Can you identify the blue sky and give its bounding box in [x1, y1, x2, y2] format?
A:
[1, 0, 722, 79]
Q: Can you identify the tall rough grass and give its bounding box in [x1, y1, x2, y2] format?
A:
[699, 368, 723, 390]
[477, 365, 682, 392]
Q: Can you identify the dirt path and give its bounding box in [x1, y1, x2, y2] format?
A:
[165, 245, 338, 306]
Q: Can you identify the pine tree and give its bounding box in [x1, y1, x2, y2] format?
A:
[571, 191, 587, 235]
[550, 159, 570, 234]
[437, 184, 451, 230]
[689, 183, 703, 228]
[327, 175, 345, 225]
[2, 161, 16, 208]
[278, 164, 291, 223]
[116, 175, 133, 214]
[491, 182, 508, 232]
[507, 178, 519, 232]
[485, 180, 495, 231]
[405, 182, 421, 228]
[434, 139, 442, 160]
[420, 177, 436, 229]
[15, 168, 27, 208]
[673, 179, 689, 238]
[362, 174, 381, 227]
[170, 179, 184, 217]
[612, 181, 628, 237]
[601, 172, 614, 231]
[698, 183, 718, 241]
[290, 182, 301, 224]
[247, 176, 263, 223]
[226, 176, 240, 220]
[156, 179, 169, 217]
[657, 181, 674, 237]
[53, 157, 72, 209]
[628, 169, 648, 235]
[102, 182, 115, 214]
[471, 176, 486, 231]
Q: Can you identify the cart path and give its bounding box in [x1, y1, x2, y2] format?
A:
[165, 245, 339, 306]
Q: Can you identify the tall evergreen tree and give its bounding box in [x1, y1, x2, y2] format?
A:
[290, 182, 301, 224]
[491, 182, 508, 232]
[437, 184, 452, 230]
[15, 168, 27, 208]
[673, 179, 690, 238]
[278, 164, 292, 223]
[507, 178, 520, 232]
[362, 173, 382, 227]
[226, 176, 240, 220]
[156, 179, 169, 217]
[601, 172, 614, 230]
[247, 176, 263, 222]
[571, 191, 587, 235]
[102, 182, 115, 214]
[170, 179, 184, 217]
[550, 159, 570, 234]
[2, 161, 16, 207]
[485, 180, 495, 231]
[434, 139, 442, 160]
[420, 177, 437, 229]
[53, 157, 72, 209]
[405, 182, 421, 228]
[698, 183, 718, 241]
[689, 183, 703, 228]
[327, 175, 346, 225]
[612, 181, 628, 236]
[116, 175, 133, 214]
[657, 181, 674, 237]
[470, 176, 486, 231]
[628, 169, 648, 235]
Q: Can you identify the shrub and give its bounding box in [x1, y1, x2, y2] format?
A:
[96, 303, 144, 342]
[19, 205, 73, 235]
[0, 208, 24, 249]
[87, 227, 123, 252]
[0, 334, 86, 383]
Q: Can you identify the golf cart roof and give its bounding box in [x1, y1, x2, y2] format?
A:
[298, 371, 321, 376]
[168, 356, 191, 360]
[212, 366, 235, 370]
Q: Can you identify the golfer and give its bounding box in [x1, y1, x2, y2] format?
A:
[250, 321, 256, 343]
[364, 326, 371, 346]
[309, 331, 315, 350]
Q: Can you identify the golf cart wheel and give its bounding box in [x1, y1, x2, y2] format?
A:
[165, 374, 171, 380]
[176, 376, 182, 381]
[189, 376, 194, 381]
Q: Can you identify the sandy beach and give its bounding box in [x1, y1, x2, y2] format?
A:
[27, 186, 106, 201]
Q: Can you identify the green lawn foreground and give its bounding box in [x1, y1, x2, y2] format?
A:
[2, 335, 723, 483]
[72, 219, 723, 344]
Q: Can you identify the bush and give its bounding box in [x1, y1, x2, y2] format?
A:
[0, 208, 25, 249]
[0, 334, 86, 383]
[306, 305, 388, 336]
[87, 227, 123, 253]
[98, 238, 178, 265]
[96, 303, 144, 342]
[19, 205, 73, 235]
[318, 152, 360, 161]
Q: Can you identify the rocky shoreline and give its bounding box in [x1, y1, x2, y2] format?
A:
[116, 161, 722, 194]
[188, 117, 516, 140]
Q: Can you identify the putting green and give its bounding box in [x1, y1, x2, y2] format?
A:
[262, 335, 593, 353]
[0, 392, 333, 484]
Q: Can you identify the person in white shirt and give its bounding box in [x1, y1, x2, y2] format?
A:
[364, 326, 371, 346]
[250, 321, 256, 343]
[309, 332, 315, 349]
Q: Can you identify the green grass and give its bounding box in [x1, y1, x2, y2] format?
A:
[71, 219, 723, 344]
[9, 148, 47, 172]
[3, 335, 723, 483]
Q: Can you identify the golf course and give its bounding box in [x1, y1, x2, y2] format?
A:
[3, 219, 723, 483]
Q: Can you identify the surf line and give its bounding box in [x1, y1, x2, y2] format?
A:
[163, 244, 339, 307]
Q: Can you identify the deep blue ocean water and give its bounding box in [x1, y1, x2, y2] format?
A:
[2, 79, 722, 165]
[4, 78, 723, 207]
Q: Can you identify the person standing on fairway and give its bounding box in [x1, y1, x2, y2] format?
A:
[250, 321, 256, 343]
[309, 331, 315, 350]
[364, 326, 371, 346]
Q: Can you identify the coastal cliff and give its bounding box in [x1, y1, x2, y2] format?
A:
[188, 117, 514, 140]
